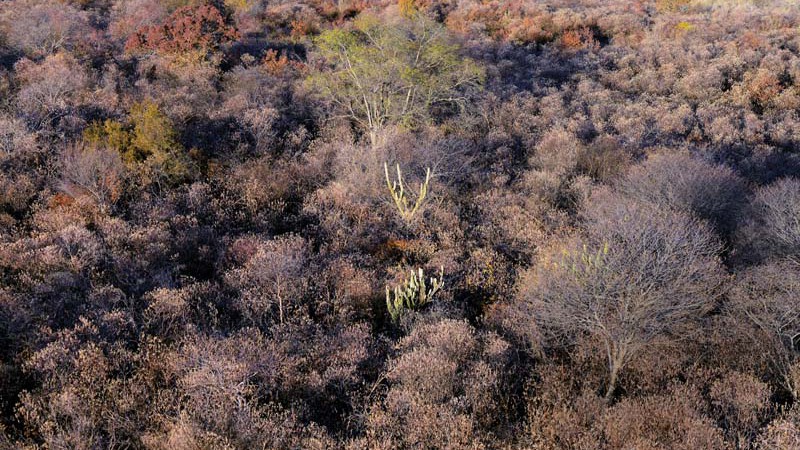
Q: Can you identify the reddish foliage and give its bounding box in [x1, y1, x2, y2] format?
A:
[125, 3, 239, 57]
[559, 27, 600, 51]
[261, 49, 306, 76]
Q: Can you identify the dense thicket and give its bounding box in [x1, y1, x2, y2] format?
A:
[1, 0, 800, 448]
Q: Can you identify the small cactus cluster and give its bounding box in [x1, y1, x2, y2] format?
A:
[386, 267, 444, 322]
[385, 162, 431, 223]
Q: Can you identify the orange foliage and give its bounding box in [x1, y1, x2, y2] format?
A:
[290, 17, 318, 38]
[262, 50, 294, 75]
[49, 192, 76, 209]
[446, 1, 556, 44]
[746, 69, 783, 109]
[559, 27, 600, 51]
[125, 3, 239, 58]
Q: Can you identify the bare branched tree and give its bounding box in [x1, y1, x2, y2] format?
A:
[520, 191, 725, 399]
[725, 261, 800, 399]
[615, 152, 747, 238]
[59, 143, 127, 212]
[225, 235, 310, 326]
[737, 178, 800, 265]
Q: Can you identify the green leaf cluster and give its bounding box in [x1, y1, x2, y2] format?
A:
[83, 100, 190, 184]
[309, 13, 484, 146]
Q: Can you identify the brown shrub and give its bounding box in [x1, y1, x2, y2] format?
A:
[725, 261, 800, 399]
[59, 143, 127, 213]
[710, 371, 771, 445]
[16, 316, 146, 448]
[143, 282, 223, 338]
[531, 127, 582, 175]
[14, 53, 89, 129]
[756, 406, 800, 450]
[317, 257, 377, 323]
[602, 386, 726, 450]
[525, 364, 605, 449]
[131, 327, 345, 449]
[741, 68, 784, 111]
[0, 115, 37, 160]
[655, 0, 692, 13]
[0, 172, 37, 218]
[108, 0, 170, 42]
[364, 320, 511, 449]
[0, 0, 92, 57]
[576, 135, 631, 183]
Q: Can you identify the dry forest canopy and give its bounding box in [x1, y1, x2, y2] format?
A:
[2, 0, 800, 448]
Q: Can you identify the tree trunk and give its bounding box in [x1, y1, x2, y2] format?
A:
[604, 362, 619, 401]
[784, 372, 798, 401]
[605, 344, 626, 402]
[369, 129, 378, 149]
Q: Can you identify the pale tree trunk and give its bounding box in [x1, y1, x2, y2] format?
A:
[369, 129, 378, 149]
[604, 342, 627, 402]
[783, 372, 799, 401]
[274, 283, 285, 325]
[605, 363, 620, 401]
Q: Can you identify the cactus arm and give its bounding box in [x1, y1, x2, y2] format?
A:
[385, 267, 445, 322]
[384, 162, 432, 222]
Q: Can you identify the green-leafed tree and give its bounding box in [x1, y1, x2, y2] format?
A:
[309, 13, 484, 147]
[84, 100, 190, 185]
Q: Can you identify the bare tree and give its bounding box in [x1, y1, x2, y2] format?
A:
[225, 235, 310, 326]
[520, 191, 725, 399]
[59, 143, 127, 212]
[725, 261, 800, 399]
[615, 152, 747, 238]
[0, 115, 37, 159]
[14, 53, 89, 129]
[0, 0, 91, 57]
[737, 178, 800, 265]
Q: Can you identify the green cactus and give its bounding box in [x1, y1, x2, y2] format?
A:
[386, 266, 444, 322]
[385, 162, 431, 223]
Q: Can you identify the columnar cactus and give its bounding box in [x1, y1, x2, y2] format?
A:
[385, 162, 431, 223]
[386, 266, 444, 322]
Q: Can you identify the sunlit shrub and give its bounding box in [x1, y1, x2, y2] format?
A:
[0, 0, 92, 57]
[14, 53, 89, 129]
